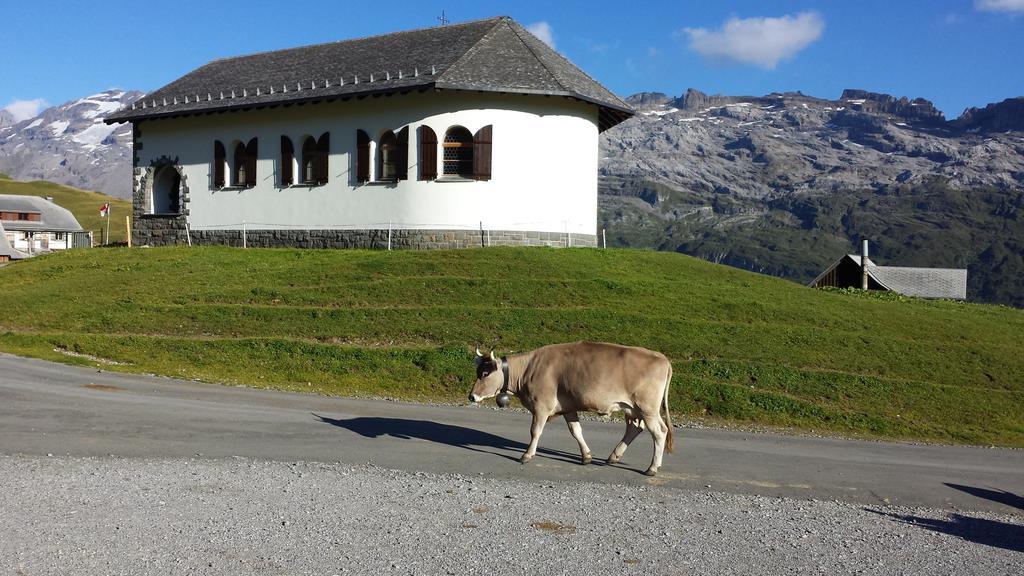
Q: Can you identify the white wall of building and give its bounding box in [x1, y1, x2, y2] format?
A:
[7, 231, 69, 252]
[136, 92, 599, 235]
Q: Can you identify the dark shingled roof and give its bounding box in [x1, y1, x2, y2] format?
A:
[105, 17, 633, 131]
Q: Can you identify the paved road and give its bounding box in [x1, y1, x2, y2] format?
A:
[1, 353, 1022, 515]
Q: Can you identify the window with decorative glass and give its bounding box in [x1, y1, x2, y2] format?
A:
[442, 127, 473, 177]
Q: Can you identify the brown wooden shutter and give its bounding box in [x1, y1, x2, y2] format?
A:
[356, 130, 370, 183]
[214, 140, 225, 187]
[280, 136, 293, 186]
[396, 126, 409, 181]
[418, 126, 437, 181]
[473, 125, 492, 181]
[317, 132, 330, 184]
[245, 138, 258, 187]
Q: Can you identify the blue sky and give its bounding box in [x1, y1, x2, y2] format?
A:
[1, 0, 1022, 121]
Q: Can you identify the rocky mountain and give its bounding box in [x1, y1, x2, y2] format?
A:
[0, 110, 14, 129]
[0, 90, 140, 198]
[954, 97, 1024, 132]
[599, 88, 1024, 306]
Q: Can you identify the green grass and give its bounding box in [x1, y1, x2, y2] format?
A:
[1, 246, 1022, 447]
[0, 177, 131, 243]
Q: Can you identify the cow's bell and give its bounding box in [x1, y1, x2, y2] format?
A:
[495, 392, 511, 408]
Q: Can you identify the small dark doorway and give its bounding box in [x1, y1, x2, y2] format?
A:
[152, 165, 181, 213]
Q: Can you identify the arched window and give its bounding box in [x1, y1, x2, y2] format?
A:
[152, 165, 180, 214]
[280, 136, 294, 186]
[233, 142, 247, 186]
[302, 136, 317, 184]
[213, 141, 226, 187]
[378, 130, 398, 180]
[443, 126, 473, 177]
[301, 133, 329, 185]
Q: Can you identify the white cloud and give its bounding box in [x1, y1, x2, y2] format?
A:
[976, 0, 1024, 13]
[526, 21, 556, 50]
[681, 12, 825, 70]
[3, 99, 49, 122]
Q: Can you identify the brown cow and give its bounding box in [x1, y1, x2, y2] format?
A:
[468, 341, 674, 476]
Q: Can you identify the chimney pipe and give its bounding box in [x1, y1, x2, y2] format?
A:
[861, 239, 869, 290]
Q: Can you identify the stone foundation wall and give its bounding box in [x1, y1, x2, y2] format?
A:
[133, 223, 597, 249]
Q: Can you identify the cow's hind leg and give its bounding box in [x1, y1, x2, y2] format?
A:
[607, 418, 644, 465]
[642, 411, 669, 477]
[563, 412, 592, 465]
[520, 411, 550, 464]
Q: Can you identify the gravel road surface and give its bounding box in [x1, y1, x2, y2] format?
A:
[1, 455, 1021, 575]
[1, 353, 1022, 574]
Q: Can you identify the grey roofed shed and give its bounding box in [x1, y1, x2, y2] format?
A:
[809, 254, 967, 300]
[105, 16, 634, 132]
[0, 195, 86, 233]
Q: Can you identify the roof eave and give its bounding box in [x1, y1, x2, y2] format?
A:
[104, 82, 438, 124]
[106, 83, 635, 131]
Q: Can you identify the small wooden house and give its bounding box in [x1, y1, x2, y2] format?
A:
[810, 250, 967, 300]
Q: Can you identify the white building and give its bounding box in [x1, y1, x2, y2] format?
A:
[0, 195, 88, 261]
[105, 16, 633, 249]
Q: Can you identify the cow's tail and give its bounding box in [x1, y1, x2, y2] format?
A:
[663, 362, 674, 453]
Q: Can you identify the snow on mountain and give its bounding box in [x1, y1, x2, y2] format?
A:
[0, 90, 141, 197]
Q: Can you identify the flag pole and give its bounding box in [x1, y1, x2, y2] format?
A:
[105, 205, 111, 245]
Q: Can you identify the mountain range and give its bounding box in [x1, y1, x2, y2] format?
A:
[0, 90, 140, 198]
[2, 87, 1022, 305]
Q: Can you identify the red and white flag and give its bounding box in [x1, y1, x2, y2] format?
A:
[99, 203, 110, 217]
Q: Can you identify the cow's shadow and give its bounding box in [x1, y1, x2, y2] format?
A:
[313, 414, 582, 464]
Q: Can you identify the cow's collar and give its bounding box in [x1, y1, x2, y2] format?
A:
[500, 356, 510, 395]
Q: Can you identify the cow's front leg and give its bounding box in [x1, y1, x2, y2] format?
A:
[520, 411, 550, 464]
[563, 412, 592, 465]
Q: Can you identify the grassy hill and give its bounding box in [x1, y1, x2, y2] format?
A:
[0, 246, 1022, 447]
[0, 174, 131, 244]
